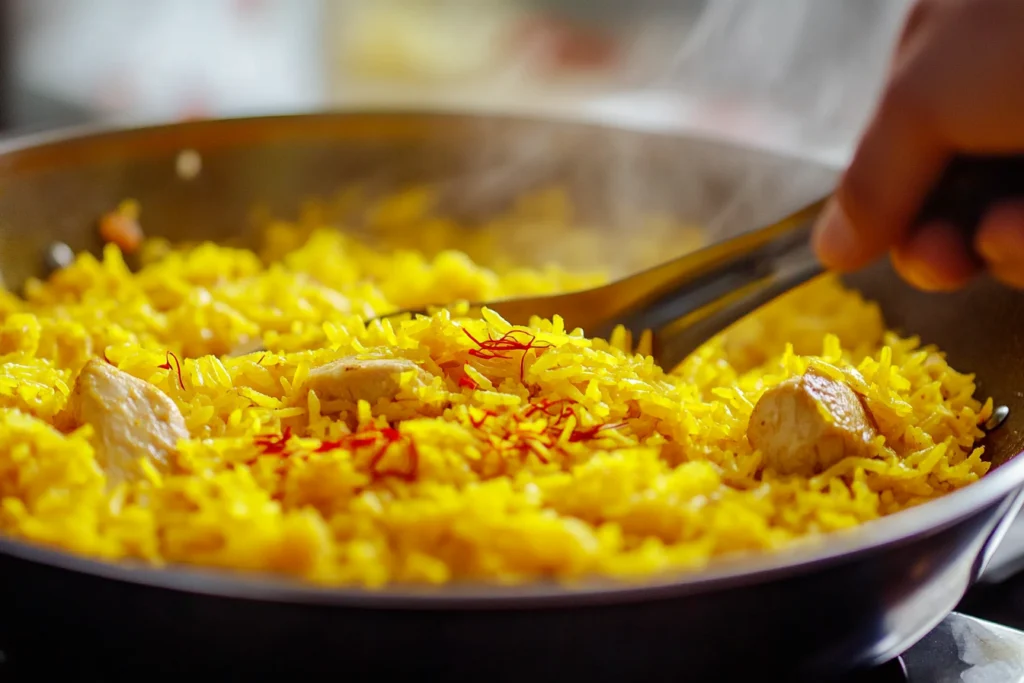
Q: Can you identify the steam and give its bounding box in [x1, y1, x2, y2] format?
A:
[654, 0, 912, 154]
[333, 2, 919, 274]
[429, 0, 917, 260]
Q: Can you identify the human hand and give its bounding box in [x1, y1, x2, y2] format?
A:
[811, 0, 1024, 290]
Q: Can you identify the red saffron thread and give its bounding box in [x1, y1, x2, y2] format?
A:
[367, 427, 417, 482]
[469, 408, 497, 429]
[458, 375, 479, 390]
[348, 435, 379, 449]
[158, 351, 185, 390]
[314, 439, 345, 453]
[568, 422, 626, 443]
[462, 328, 553, 381]
[253, 426, 293, 456]
[459, 391, 629, 472]
[256, 424, 423, 482]
[523, 398, 567, 419]
[313, 430, 395, 454]
[519, 435, 550, 464]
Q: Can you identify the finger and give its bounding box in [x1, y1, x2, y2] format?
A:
[893, 0, 1024, 151]
[815, 0, 1024, 274]
[812, 84, 949, 272]
[976, 201, 1024, 288]
[893, 0, 932, 60]
[891, 221, 980, 291]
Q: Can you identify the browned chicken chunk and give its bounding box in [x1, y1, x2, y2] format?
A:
[300, 357, 434, 411]
[63, 358, 188, 484]
[747, 371, 877, 476]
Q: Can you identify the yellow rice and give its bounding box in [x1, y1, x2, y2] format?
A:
[0, 195, 991, 588]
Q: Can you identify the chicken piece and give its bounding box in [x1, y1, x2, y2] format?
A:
[747, 371, 877, 476]
[63, 358, 187, 484]
[300, 357, 434, 412]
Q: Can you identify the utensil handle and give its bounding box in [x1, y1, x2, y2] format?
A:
[917, 154, 1024, 242]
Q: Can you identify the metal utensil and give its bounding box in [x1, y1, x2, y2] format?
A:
[382, 197, 825, 371]
[382, 153, 1024, 372]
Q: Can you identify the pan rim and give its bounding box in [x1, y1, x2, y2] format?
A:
[0, 111, 1016, 609]
[0, 108, 840, 174]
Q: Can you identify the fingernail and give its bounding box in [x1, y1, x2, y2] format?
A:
[974, 201, 1024, 266]
[812, 200, 858, 269]
[977, 232, 1013, 266]
[890, 250, 941, 291]
[991, 263, 1024, 289]
[900, 263, 952, 291]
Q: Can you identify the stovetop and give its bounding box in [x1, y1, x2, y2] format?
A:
[848, 612, 1024, 682]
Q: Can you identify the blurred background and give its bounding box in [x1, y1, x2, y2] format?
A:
[0, 0, 912, 167]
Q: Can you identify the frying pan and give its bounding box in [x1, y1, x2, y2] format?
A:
[0, 112, 1023, 681]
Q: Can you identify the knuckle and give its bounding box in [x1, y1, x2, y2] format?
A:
[899, 0, 931, 43]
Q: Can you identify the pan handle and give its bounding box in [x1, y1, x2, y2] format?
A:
[916, 153, 1024, 245]
[972, 486, 1024, 583]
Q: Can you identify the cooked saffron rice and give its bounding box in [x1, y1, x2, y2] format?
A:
[0, 210, 992, 587]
